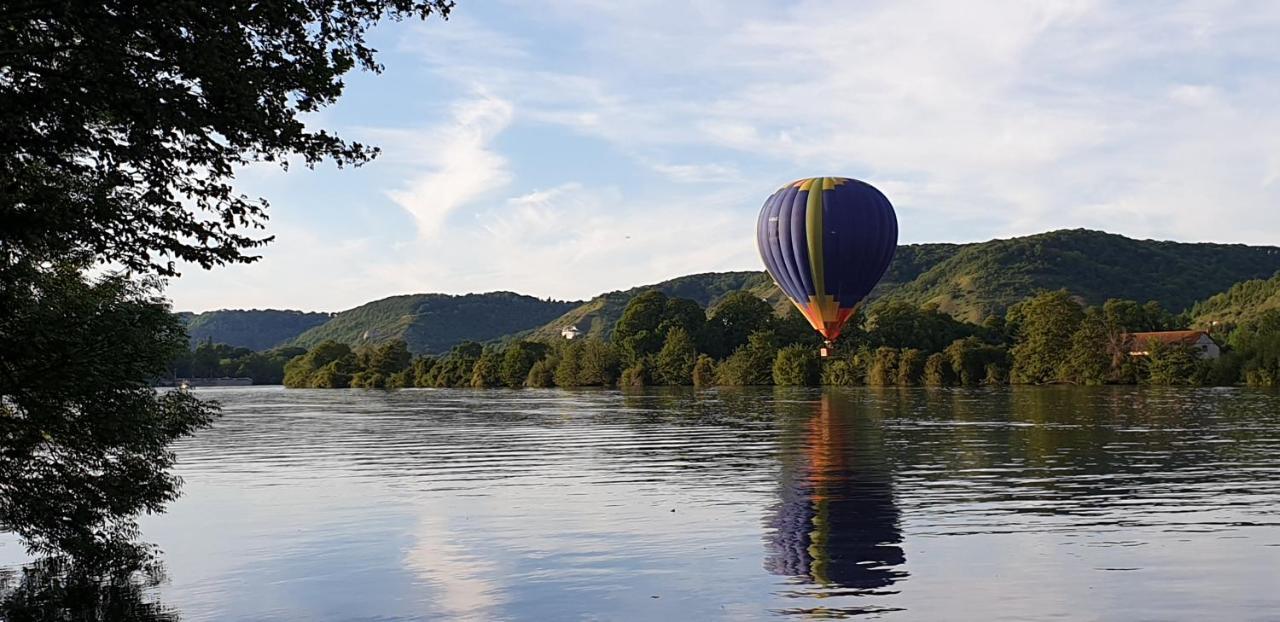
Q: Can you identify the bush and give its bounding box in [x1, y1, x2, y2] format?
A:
[896, 349, 924, 386]
[923, 353, 952, 386]
[525, 359, 556, 388]
[691, 354, 717, 387]
[773, 345, 820, 386]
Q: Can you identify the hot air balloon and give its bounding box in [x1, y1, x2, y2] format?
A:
[756, 177, 897, 352]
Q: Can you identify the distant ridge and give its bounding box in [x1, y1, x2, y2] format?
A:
[288, 291, 578, 355]
[185, 230, 1280, 352]
[179, 309, 331, 350]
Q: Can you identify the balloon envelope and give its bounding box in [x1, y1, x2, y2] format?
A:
[756, 177, 897, 342]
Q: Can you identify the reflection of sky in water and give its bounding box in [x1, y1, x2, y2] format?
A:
[4, 386, 1280, 620]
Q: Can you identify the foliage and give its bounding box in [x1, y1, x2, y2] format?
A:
[691, 355, 717, 387]
[576, 339, 621, 386]
[923, 353, 953, 386]
[1059, 309, 1115, 385]
[525, 360, 556, 388]
[1009, 290, 1084, 384]
[707, 292, 777, 358]
[1228, 310, 1280, 387]
[292, 292, 576, 355]
[500, 341, 548, 388]
[613, 291, 708, 365]
[873, 229, 1280, 323]
[655, 327, 699, 385]
[1143, 341, 1202, 386]
[868, 301, 981, 353]
[945, 337, 1007, 386]
[171, 340, 306, 383]
[773, 346, 820, 386]
[2, 0, 453, 275]
[0, 269, 217, 565]
[283, 340, 356, 388]
[896, 349, 925, 386]
[1190, 271, 1280, 329]
[866, 347, 899, 386]
[554, 341, 584, 388]
[716, 331, 779, 386]
[469, 351, 503, 388]
[619, 359, 651, 388]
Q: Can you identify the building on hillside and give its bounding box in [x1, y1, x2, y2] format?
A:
[1124, 330, 1220, 360]
[560, 325, 581, 340]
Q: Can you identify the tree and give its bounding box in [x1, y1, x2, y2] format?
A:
[923, 353, 953, 386]
[0, 269, 216, 565]
[2, 0, 454, 275]
[368, 340, 413, 376]
[868, 301, 979, 353]
[612, 291, 670, 365]
[576, 339, 620, 386]
[896, 349, 925, 386]
[866, 347, 899, 386]
[500, 341, 547, 388]
[1230, 310, 1280, 387]
[773, 345, 820, 386]
[411, 356, 438, 388]
[525, 359, 556, 388]
[1010, 290, 1084, 384]
[429, 342, 482, 388]
[945, 337, 1007, 386]
[655, 327, 698, 385]
[619, 359, 651, 388]
[283, 340, 354, 388]
[691, 355, 717, 387]
[1144, 340, 1201, 386]
[1060, 308, 1113, 385]
[707, 292, 775, 358]
[554, 342, 584, 387]
[717, 331, 778, 385]
[470, 351, 503, 388]
[1, 0, 455, 565]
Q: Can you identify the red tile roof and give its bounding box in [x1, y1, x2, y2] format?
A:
[1124, 330, 1211, 347]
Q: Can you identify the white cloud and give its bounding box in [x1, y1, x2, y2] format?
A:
[168, 0, 1280, 311]
[383, 95, 514, 238]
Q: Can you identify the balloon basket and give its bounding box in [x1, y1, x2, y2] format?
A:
[819, 341, 834, 358]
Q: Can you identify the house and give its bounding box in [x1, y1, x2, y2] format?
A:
[560, 325, 581, 340]
[1124, 330, 1220, 360]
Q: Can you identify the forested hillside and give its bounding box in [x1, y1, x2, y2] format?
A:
[1190, 272, 1280, 328]
[289, 292, 577, 354]
[871, 230, 1280, 322]
[185, 230, 1280, 352]
[527, 230, 1280, 339]
[179, 309, 332, 350]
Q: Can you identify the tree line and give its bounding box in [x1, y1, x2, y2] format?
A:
[280, 289, 1280, 390]
[168, 341, 307, 385]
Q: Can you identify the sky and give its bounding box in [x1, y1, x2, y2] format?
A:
[167, 0, 1280, 313]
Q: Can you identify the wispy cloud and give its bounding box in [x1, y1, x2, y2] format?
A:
[170, 0, 1280, 311]
[383, 94, 514, 238]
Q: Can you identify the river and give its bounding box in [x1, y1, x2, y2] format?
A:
[3, 386, 1279, 620]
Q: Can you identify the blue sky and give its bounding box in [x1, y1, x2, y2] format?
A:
[168, 0, 1280, 312]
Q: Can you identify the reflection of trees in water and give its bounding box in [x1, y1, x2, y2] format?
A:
[0, 556, 176, 622]
[765, 391, 906, 591]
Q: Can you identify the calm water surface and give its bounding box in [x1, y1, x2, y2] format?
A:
[4, 386, 1280, 620]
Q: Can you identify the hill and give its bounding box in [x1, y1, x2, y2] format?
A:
[528, 230, 1280, 338]
[1189, 271, 1280, 328]
[179, 309, 332, 350]
[871, 230, 1280, 322]
[524, 272, 781, 342]
[289, 292, 578, 354]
